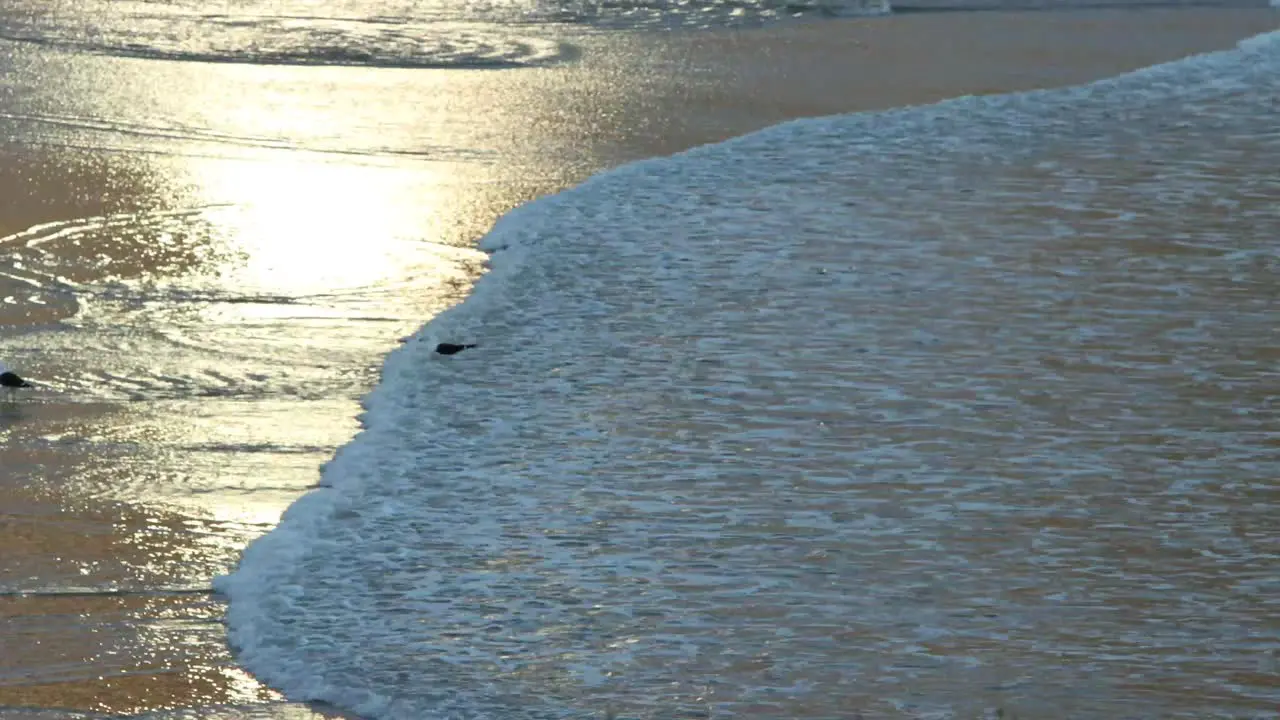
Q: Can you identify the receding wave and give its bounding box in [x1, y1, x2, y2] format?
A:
[0, 0, 892, 69]
[215, 30, 1280, 720]
[521, 0, 890, 26]
[2, 0, 1268, 71]
[0, 14, 576, 69]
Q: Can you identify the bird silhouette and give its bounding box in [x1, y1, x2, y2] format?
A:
[0, 362, 33, 400]
[435, 343, 476, 355]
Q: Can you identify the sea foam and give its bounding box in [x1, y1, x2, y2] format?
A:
[216, 30, 1280, 720]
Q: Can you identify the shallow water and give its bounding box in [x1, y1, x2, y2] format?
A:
[3, 0, 1271, 70]
[218, 29, 1280, 720]
[0, 0, 890, 68]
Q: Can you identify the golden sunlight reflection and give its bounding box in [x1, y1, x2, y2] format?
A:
[192, 155, 480, 298]
[201, 497, 297, 532]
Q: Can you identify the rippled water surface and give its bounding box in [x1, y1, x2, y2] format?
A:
[0, 0, 889, 67]
[217, 29, 1280, 720]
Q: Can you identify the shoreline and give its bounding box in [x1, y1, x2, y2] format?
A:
[0, 6, 1276, 718]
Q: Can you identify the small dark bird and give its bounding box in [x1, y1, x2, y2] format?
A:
[435, 343, 476, 355]
[0, 372, 29, 388]
[0, 362, 32, 400]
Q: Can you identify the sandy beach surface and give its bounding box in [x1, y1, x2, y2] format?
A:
[0, 6, 1276, 718]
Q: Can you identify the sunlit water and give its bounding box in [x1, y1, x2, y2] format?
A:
[213, 28, 1280, 720]
[0, 1, 1277, 719]
[0, 0, 889, 68]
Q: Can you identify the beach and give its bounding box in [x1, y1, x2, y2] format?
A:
[1, 6, 1277, 718]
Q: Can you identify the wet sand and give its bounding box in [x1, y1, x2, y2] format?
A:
[0, 7, 1275, 718]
